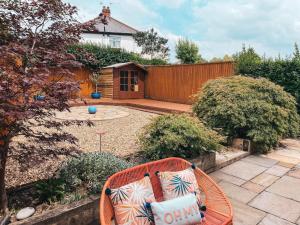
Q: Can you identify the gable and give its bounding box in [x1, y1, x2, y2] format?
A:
[83, 17, 138, 35]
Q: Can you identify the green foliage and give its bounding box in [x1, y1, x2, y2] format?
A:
[139, 114, 224, 160]
[293, 43, 300, 62]
[133, 28, 169, 59]
[234, 44, 300, 112]
[35, 178, 65, 204]
[59, 152, 133, 194]
[193, 76, 300, 153]
[67, 43, 167, 71]
[233, 45, 261, 74]
[175, 39, 203, 64]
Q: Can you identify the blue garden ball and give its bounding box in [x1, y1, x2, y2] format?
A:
[88, 106, 97, 114]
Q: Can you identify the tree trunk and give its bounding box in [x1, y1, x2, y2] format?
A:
[0, 136, 9, 214]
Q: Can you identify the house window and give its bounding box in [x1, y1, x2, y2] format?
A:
[120, 71, 128, 91]
[109, 36, 121, 48]
[130, 71, 138, 92]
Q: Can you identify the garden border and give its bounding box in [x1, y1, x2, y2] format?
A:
[9, 151, 249, 225]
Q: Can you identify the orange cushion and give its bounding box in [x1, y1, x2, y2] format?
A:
[109, 176, 156, 225]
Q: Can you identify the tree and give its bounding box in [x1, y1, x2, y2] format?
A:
[223, 54, 233, 61]
[133, 28, 169, 59]
[233, 45, 261, 74]
[293, 42, 300, 61]
[0, 0, 93, 214]
[175, 39, 203, 64]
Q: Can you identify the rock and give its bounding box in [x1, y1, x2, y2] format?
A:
[16, 207, 35, 220]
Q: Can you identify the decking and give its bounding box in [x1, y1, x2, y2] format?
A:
[70, 98, 192, 114]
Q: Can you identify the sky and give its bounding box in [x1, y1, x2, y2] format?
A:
[64, 0, 300, 62]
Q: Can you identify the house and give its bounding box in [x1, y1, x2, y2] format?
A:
[99, 62, 147, 99]
[81, 6, 141, 54]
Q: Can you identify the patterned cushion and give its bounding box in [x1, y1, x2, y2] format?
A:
[109, 176, 156, 225]
[158, 168, 201, 205]
[150, 193, 202, 225]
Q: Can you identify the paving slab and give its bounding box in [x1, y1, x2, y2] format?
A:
[209, 170, 246, 186]
[275, 148, 300, 160]
[265, 165, 290, 177]
[249, 191, 300, 223]
[221, 161, 267, 181]
[231, 199, 266, 225]
[267, 175, 300, 202]
[278, 161, 297, 168]
[251, 173, 279, 187]
[242, 155, 278, 168]
[288, 168, 300, 179]
[242, 181, 265, 193]
[267, 152, 300, 165]
[218, 181, 257, 203]
[258, 214, 295, 225]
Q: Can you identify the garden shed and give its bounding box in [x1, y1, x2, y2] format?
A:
[100, 62, 147, 99]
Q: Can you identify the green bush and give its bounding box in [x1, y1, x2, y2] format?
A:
[58, 152, 133, 194]
[67, 43, 167, 70]
[193, 76, 300, 152]
[234, 45, 300, 112]
[35, 178, 65, 203]
[139, 114, 224, 160]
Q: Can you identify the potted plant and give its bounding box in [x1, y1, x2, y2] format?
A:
[34, 92, 45, 101]
[89, 72, 102, 99]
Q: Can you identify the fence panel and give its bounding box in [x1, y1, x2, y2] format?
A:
[145, 62, 234, 104]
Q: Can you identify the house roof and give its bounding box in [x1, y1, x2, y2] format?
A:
[83, 16, 138, 35]
[104, 62, 147, 71]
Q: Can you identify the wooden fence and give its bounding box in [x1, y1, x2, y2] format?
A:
[145, 62, 234, 104]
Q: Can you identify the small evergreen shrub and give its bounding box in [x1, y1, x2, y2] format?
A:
[193, 76, 300, 152]
[139, 114, 223, 160]
[59, 152, 133, 194]
[35, 178, 65, 203]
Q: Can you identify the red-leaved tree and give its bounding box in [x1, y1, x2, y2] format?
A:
[0, 0, 95, 214]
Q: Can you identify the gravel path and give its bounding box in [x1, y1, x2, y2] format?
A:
[6, 106, 158, 188]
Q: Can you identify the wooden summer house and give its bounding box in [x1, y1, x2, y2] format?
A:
[99, 62, 147, 99]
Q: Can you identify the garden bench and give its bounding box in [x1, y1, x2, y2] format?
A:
[100, 157, 233, 225]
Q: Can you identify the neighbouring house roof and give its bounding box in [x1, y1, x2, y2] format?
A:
[83, 16, 138, 36]
[104, 62, 147, 71]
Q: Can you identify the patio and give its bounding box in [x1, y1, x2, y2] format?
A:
[209, 139, 300, 225]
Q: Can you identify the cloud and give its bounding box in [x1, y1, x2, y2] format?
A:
[191, 0, 300, 59]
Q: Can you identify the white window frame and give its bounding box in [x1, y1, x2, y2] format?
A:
[109, 36, 121, 48]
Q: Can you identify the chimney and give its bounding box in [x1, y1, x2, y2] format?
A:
[102, 6, 111, 17]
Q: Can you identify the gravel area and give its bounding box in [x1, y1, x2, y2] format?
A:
[6, 106, 158, 188]
[62, 106, 158, 156]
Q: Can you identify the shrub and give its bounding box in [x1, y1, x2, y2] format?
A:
[234, 45, 300, 112]
[35, 178, 65, 204]
[193, 76, 300, 152]
[67, 43, 167, 71]
[59, 152, 133, 194]
[139, 114, 224, 160]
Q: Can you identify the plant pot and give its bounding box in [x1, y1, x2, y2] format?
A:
[88, 106, 97, 114]
[190, 152, 216, 172]
[91, 92, 101, 99]
[34, 95, 45, 101]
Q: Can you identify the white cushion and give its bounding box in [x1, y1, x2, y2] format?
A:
[150, 193, 202, 225]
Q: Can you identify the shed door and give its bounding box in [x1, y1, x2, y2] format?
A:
[119, 70, 142, 99]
